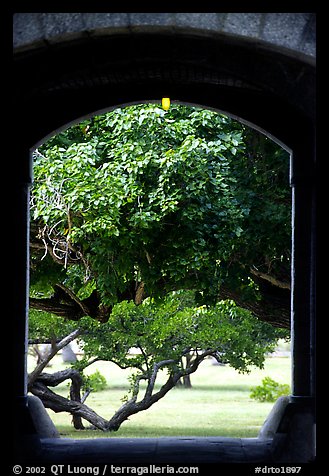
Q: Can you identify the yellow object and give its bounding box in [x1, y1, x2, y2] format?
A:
[162, 97, 170, 111]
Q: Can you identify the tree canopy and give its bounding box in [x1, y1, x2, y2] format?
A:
[30, 103, 291, 328]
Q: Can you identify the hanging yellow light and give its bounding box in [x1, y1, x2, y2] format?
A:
[162, 97, 170, 111]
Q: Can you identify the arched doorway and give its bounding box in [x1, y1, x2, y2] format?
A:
[12, 13, 316, 464]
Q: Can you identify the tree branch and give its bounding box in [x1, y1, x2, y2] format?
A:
[30, 381, 109, 431]
[28, 328, 83, 388]
[55, 283, 91, 315]
[218, 285, 290, 329]
[250, 267, 291, 290]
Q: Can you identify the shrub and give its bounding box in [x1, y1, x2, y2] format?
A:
[83, 370, 107, 392]
[250, 376, 290, 402]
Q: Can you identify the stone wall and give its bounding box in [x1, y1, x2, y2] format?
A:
[13, 12, 315, 61]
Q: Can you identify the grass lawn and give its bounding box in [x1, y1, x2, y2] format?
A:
[27, 349, 291, 439]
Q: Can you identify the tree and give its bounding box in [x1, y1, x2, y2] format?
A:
[28, 104, 291, 431]
[30, 104, 291, 329]
[28, 292, 287, 431]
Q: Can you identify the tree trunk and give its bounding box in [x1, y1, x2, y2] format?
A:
[182, 354, 193, 388]
[30, 350, 216, 433]
[176, 354, 193, 388]
[106, 350, 215, 431]
[30, 369, 109, 431]
[69, 369, 84, 430]
[182, 374, 192, 388]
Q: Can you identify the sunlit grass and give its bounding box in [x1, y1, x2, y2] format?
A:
[28, 347, 291, 439]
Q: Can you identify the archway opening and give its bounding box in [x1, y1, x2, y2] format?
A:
[27, 101, 292, 440]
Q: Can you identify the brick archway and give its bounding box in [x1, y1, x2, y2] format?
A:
[12, 12, 316, 464]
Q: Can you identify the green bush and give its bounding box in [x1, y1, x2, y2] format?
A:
[250, 376, 290, 402]
[83, 370, 107, 392]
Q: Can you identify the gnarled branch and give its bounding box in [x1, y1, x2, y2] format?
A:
[250, 267, 290, 290]
[28, 328, 83, 388]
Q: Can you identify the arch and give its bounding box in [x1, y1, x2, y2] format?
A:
[12, 13, 316, 464]
[13, 13, 315, 60]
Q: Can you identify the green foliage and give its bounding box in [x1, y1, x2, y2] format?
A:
[31, 103, 290, 308]
[29, 309, 77, 341]
[29, 104, 291, 429]
[29, 290, 286, 408]
[82, 370, 107, 392]
[78, 292, 285, 378]
[249, 376, 290, 402]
